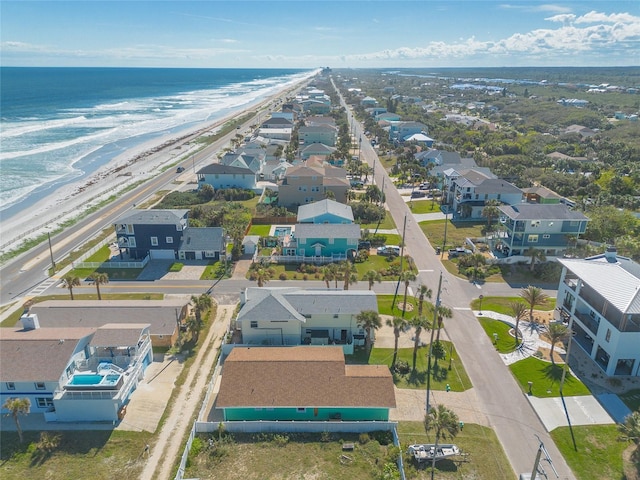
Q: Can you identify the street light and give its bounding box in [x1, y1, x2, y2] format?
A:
[478, 295, 484, 315]
[441, 209, 449, 258]
[47, 231, 56, 273]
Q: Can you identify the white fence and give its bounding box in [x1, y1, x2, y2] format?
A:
[196, 420, 397, 434]
[72, 255, 149, 269]
[254, 254, 348, 265]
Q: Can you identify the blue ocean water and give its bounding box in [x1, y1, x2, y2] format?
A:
[0, 67, 313, 217]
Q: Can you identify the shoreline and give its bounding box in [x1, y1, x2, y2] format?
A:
[0, 76, 310, 256]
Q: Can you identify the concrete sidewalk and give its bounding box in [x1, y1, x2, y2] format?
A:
[527, 395, 614, 431]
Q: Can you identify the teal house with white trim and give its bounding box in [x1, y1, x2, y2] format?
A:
[215, 346, 396, 421]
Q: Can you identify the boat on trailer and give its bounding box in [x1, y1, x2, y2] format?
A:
[407, 444, 460, 463]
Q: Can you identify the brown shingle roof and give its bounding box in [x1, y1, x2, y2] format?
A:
[216, 347, 395, 409]
[89, 323, 149, 347]
[0, 338, 83, 382]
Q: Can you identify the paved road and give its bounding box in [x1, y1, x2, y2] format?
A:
[338, 84, 575, 479]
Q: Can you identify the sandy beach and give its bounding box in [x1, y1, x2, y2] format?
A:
[0, 77, 310, 256]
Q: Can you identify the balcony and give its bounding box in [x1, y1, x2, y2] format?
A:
[574, 311, 599, 335]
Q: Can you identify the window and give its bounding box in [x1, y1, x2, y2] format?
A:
[528, 235, 539, 243]
[296, 408, 306, 413]
[166, 237, 173, 244]
[6, 382, 15, 390]
[333, 314, 339, 318]
[128, 237, 136, 247]
[151, 236, 158, 246]
[36, 398, 54, 408]
[35, 382, 46, 390]
[605, 329, 611, 342]
[329, 238, 334, 244]
[250, 321, 258, 329]
[543, 234, 550, 239]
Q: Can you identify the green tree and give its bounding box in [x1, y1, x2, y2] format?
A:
[434, 305, 453, 353]
[92, 272, 109, 300]
[61, 274, 81, 300]
[3, 397, 30, 443]
[525, 248, 547, 272]
[423, 404, 460, 479]
[386, 316, 409, 367]
[363, 269, 382, 290]
[324, 189, 336, 200]
[618, 409, 640, 445]
[341, 261, 358, 290]
[400, 270, 417, 316]
[254, 267, 272, 287]
[520, 285, 549, 323]
[509, 301, 528, 345]
[416, 284, 432, 317]
[189, 294, 212, 343]
[481, 199, 501, 230]
[356, 310, 382, 351]
[410, 315, 431, 372]
[321, 265, 335, 289]
[547, 322, 570, 364]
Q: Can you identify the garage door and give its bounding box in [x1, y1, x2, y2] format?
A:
[150, 249, 175, 260]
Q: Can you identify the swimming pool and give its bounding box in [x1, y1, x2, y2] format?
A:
[66, 372, 122, 390]
[274, 226, 292, 237]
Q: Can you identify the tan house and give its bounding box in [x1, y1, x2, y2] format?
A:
[278, 158, 349, 207]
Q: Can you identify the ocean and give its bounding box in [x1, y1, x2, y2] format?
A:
[0, 67, 313, 219]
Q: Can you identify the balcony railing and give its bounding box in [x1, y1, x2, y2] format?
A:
[574, 311, 599, 335]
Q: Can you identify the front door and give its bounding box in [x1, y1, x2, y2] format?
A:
[315, 244, 322, 256]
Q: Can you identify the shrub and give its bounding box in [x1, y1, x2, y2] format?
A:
[279, 272, 287, 280]
[393, 360, 410, 375]
[303, 274, 308, 281]
[272, 434, 289, 447]
[359, 433, 370, 444]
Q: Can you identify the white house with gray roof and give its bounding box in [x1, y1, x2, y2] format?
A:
[234, 287, 379, 353]
[557, 248, 640, 377]
[297, 199, 354, 224]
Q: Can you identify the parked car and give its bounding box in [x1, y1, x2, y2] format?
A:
[447, 247, 472, 258]
[350, 180, 364, 188]
[358, 241, 371, 251]
[176, 166, 185, 173]
[411, 191, 426, 198]
[377, 245, 401, 256]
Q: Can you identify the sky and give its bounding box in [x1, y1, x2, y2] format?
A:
[1, 1, 638, 68]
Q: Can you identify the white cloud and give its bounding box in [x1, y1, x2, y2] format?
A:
[575, 11, 639, 24]
[545, 14, 576, 24]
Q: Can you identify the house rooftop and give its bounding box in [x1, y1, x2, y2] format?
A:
[297, 199, 354, 223]
[294, 223, 360, 240]
[216, 346, 395, 409]
[115, 209, 188, 225]
[179, 227, 224, 252]
[499, 203, 589, 221]
[89, 323, 150, 348]
[197, 164, 255, 175]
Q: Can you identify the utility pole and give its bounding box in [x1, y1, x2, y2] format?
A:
[426, 271, 443, 414]
[527, 435, 559, 480]
[47, 231, 56, 273]
[391, 214, 408, 312]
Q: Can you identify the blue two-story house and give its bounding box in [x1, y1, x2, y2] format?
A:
[498, 203, 589, 257]
[286, 223, 361, 258]
[115, 209, 188, 260]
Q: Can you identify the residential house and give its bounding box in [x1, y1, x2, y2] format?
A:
[360, 96, 378, 107]
[297, 199, 354, 224]
[300, 99, 330, 115]
[215, 347, 396, 422]
[178, 227, 224, 261]
[197, 164, 258, 191]
[261, 117, 294, 129]
[299, 125, 337, 147]
[365, 107, 387, 116]
[29, 299, 189, 348]
[388, 121, 428, 142]
[497, 203, 589, 257]
[403, 133, 434, 147]
[257, 127, 292, 142]
[300, 143, 336, 160]
[375, 112, 401, 122]
[235, 287, 379, 351]
[305, 116, 337, 128]
[522, 186, 562, 204]
[557, 248, 640, 377]
[270, 111, 295, 122]
[287, 223, 360, 258]
[220, 152, 264, 174]
[278, 161, 349, 207]
[442, 169, 522, 220]
[0, 320, 153, 423]
[215, 346, 396, 421]
[115, 209, 188, 260]
[563, 124, 597, 138]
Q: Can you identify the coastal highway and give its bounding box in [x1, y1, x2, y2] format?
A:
[0, 100, 275, 308]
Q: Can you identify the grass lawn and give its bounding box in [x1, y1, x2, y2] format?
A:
[0, 430, 148, 480]
[247, 224, 271, 236]
[620, 389, 640, 412]
[382, 233, 402, 245]
[184, 431, 398, 480]
[200, 261, 229, 280]
[419, 220, 484, 251]
[407, 200, 441, 215]
[470, 296, 555, 315]
[0, 293, 164, 328]
[365, 344, 472, 391]
[478, 317, 521, 353]
[509, 357, 591, 397]
[377, 294, 420, 320]
[70, 245, 143, 280]
[361, 212, 396, 231]
[551, 424, 632, 480]
[398, 422, 514, 479]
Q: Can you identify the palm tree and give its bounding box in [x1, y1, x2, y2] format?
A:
[321, 265, 335, 289]
[509, 301, 528, 345]
[416, 284, 432, 316]
[341, 261, 358, 290]
[362, 270, 382, 290]
[520, 285, 550, 322]
[410, 315, 431, 372]
[255, 267, 272, 287]
[525, 248, 547, 272]
[386, 316, 409, 367]
[481, 199, 501, 230]
[423, 404, 461, 479]
[3, 397, 30, 443]
[61, 274, 80, 300]
[434, 305, 453, 349]
[189, 294, 212, 343]
[324, 189, 336, 200]
[400, 270, 417, 316]
[356, 310, 382, 351]
[547, 323, 570, 364]
[93, 272, 109, 300]
[618, 409, 640, 445]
